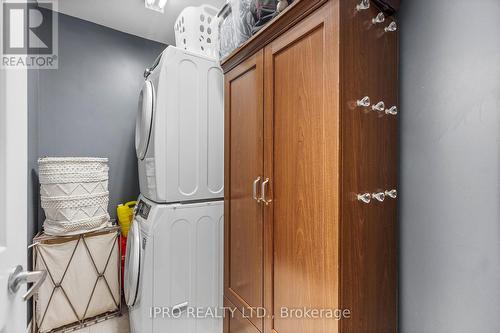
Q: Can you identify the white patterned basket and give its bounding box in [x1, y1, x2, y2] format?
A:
[39, 170, 109, 184]
[38, 157, 109, 175]
[40, 172, 108, 197]
[39, 157, 110, 236]
[41, 192, 110, 222]
[43, 215, 110, 236]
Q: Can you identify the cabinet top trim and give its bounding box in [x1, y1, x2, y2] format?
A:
[220, 0, 398, 73]
[220, 0, 327, 74]
[372, 0, 400, 14]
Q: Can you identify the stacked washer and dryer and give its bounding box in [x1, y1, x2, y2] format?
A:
[124, 45, 224, 333]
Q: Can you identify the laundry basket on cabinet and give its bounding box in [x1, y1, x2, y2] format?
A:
[174, 5, 220, 58]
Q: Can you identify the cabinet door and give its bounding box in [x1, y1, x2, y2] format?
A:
[224, 50, 265, 332]
[224, 298, 261, 333]
[263, 2, 340, 333]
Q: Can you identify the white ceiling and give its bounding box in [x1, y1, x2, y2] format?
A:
[40, 0, 225, 45]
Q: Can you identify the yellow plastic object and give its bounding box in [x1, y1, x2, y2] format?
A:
[117, 201, 136, 237]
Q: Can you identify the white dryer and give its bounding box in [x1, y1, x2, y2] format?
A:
[136, 46, 224, 203]
[125, 196, 224, 333]
[128, 46, 224, 333]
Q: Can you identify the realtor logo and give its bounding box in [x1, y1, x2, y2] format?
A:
[1, 0, 58, 69]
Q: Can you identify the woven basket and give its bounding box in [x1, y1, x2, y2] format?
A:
[43, 215, 110, 236]
[38, 157, 109, 175]
[39, 157, 110, 236]
[39, 170, 109, 184]
[40, 172, 108, 197]
[41, 192, 110, 222]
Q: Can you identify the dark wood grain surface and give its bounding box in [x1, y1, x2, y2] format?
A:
[224, 51, 265, 332]
[263, 2, 341, 332]
[223, 0, 399, 332]
[339, 0, 399, 332]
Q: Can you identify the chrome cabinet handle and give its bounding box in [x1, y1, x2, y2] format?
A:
[357, 193, 371, 204]
[385, 189, 398, 199]
[8, 265, 47, 301]
[385, 21, 397, 33]
[372, 101, 385, 113]
[372, 12, 385, 25]
[386, 106, 398, 115]
[356, 96, 371, 107]
[252, 177, 261, 201]
[356, 0, 370, 11]
[260, 178, 272, 205]
[372, 192, 386, 202]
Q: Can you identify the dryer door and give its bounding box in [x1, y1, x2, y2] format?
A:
[124, 219, 141, 307]
[135, 80, 154, 160]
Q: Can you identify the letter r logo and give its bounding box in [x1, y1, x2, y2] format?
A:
[3, 2, 53, 55]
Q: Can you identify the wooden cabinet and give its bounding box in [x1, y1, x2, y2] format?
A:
[262, 5, 340, 333]
[224, 51, 265, 332]
[223, 1, 398, 333]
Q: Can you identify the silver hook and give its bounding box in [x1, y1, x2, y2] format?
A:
[385, 21, 397, 33]
[372, 192, 386, 202]
[372, 101, 385, 113]
[372, 12, 385, 25]
[356, 96, 371, 107]
[356, 0, 370, 12]
[385, 189, 398, 199]
[385, 106, 398, 115]
[357, 193, 371, 204]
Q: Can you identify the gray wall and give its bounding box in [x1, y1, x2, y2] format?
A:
[399, 1, 500, 332]
[28, 11, 166, 241]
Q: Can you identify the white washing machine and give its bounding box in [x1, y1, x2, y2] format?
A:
[136, 46, 224, 204]
[127, 46, 224, 333]
[125, 196, 223, 333]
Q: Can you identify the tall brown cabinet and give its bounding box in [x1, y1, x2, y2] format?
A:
[223, 1, 398, 332]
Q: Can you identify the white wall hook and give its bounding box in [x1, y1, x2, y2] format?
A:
[357, 193, 371, 204]
[372, 192, 386, 202]
[372, 12, 385, 25]
[385, 21, 397, 33]
[372, 101, 385, 113]
[386, 106, 398, 115]
[356, 96, 371, 107]
[385, 189, 397, 199]
[356, 0, 370, 12]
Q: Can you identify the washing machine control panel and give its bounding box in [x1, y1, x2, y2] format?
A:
[136, 200, 151, 220]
